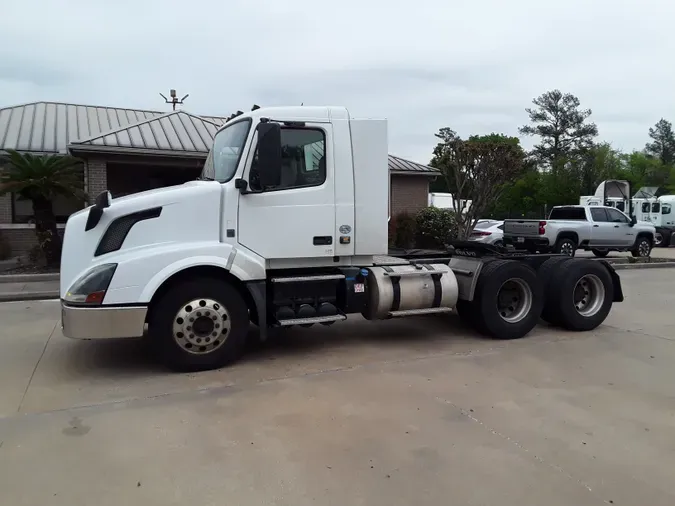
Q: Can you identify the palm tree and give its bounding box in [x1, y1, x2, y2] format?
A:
[0, 150, 86, 267]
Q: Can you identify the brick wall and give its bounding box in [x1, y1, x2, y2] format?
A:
[390, 175, 430, 217]
[85, 158, 107, 200]
[1, 228, 65, 257]
[0, 194, 11, 224]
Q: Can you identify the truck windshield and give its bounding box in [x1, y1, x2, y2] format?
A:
[201, 119, 251, 182]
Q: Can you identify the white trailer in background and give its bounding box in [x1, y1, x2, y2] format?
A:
[428, 192, 472, 213]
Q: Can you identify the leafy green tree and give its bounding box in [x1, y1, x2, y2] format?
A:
[519, 90, 598, 172]
[645, 118, 675, 166]
[431, 131, 526, 239]
[0, 150, 85, 267]
[622, 151, 672, 189]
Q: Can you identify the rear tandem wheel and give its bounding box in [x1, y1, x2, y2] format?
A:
[457, 259, 544, 340]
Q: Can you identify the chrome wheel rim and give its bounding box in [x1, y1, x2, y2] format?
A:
[638, 240, 651, 257]
[560, 241, 575, 256]
[173, 298, 230, 354]
[655, 233, 663, 246]
[573, 274, 605, 317]
[497, 278, 533, 323]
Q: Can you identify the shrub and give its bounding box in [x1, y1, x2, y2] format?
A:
[388, 215, 397, 248]
[416, 207, 458, 249]
[393, 212, 417, 249]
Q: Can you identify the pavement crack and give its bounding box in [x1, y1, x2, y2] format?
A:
[436, 396, 599, 498]
[604, 324, 675, 343]
[17, 321, 57, 413]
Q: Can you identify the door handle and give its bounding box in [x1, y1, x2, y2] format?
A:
[313, 236, 333, 245]
[614, 225, 619, 228]
[593, 225, 599, 227]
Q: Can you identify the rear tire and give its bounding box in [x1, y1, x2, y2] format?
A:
[471, 260, 543, 339]
[544, 259, 613, 331]
[554, 237, 577, 257]
[455, 299, 479, 327]
[538, 256, 575, 326]
[591, 249, 609, 258]
[148, 278, 250, 372]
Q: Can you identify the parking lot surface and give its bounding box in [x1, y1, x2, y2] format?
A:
[0, 270, 674, 505]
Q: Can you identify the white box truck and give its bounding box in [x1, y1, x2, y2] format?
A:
[59, 106, 624, 371]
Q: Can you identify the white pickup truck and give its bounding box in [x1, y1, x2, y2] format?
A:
[503, 205, 656, 257]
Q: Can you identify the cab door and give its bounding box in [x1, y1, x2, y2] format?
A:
[605, 208, 636, 247]
[237, 123, 336, 259]
[589, 208, 615, 246]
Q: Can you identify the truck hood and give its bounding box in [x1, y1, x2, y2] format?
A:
[60, 181, 223, 297]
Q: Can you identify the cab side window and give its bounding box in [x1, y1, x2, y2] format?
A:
[606, 208, 630, 223]
[663, 204, 672, 215]
[590, 208, 609, 222]
[249, 127, 326, 192]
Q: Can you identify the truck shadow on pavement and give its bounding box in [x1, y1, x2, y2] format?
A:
[57, 314, 494, 378]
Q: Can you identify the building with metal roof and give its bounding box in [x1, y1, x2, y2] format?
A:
[0, 101, 438, 256]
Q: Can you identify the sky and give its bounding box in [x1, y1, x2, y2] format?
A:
[1, 0, 674, 164]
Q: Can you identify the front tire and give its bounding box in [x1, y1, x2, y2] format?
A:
[471, 260, 544, 339]
[148, 278, 250, 372]
[631, 236, 652, 258]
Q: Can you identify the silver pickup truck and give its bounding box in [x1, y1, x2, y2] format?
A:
[503, 205, 656, 257]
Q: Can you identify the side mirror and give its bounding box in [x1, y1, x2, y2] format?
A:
[255, 122, 282, 188]
[630, 215, 637, 226]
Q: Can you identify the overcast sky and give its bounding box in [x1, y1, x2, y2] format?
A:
[1, 0, 673, 163]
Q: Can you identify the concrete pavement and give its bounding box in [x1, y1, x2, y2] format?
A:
[0, 270, 674, 505]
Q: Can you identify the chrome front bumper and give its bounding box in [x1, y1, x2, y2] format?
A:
[61, 301, 148, 339]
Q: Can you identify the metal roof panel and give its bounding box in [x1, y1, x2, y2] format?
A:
[1, 102, 439, 175]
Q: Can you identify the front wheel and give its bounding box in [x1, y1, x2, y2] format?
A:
[591, 248, 609, 258]
[631, 237, 652, 258]
[148, 278, 250, 371]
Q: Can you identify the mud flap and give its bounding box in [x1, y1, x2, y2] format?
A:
[246, 280, 268, 341]
[599, 260, 624, 302]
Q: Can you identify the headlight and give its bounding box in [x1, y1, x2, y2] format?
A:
[64, 263, 117, 305]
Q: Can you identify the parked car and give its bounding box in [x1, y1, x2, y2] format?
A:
[470, 220, 504, 246]
[503, 205, 655, 257]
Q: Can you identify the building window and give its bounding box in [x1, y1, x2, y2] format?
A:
[12, 193, 84, 224]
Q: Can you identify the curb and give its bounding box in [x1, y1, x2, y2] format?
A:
[0, 273, 59, 283]
[0, 291, 60, 303]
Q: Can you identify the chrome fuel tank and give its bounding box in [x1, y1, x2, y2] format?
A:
[363, 263, 459, 320]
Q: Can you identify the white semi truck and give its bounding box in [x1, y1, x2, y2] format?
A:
[59, 106, 624, 371]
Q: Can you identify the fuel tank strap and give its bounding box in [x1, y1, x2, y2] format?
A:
[421, 264, 444, 308]
[381, 265, 401, 311]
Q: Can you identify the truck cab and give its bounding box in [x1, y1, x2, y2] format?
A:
[59, 106, 625, 372]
